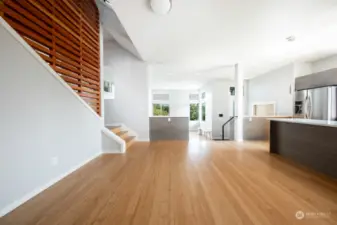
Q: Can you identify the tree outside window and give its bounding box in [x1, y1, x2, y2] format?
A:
[190, 104, 199, 121]
[202, 103, 206, 121]
[153, 104, 170, 116]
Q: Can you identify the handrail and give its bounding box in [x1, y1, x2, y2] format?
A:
[222, 116, 237, 140]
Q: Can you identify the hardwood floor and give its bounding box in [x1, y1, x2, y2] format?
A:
[1, 140, 337, 225]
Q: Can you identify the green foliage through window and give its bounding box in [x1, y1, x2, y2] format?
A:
[190, 104, 199, 121]
[202, 103, 206, 121]
[153, 104, 170, 116]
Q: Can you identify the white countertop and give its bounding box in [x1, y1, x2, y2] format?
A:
[269, 118, 337, 128]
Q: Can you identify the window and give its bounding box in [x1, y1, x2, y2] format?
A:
[253, 103, 275, 116]
[190, 104, 199, 121]
[189, 93, 199, 101]
[202, 103, 206, 121]
[153, 93, 170, 101]
[153, 104, 170, 116]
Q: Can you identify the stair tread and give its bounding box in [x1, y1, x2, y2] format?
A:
[117, 131, 128, 135]
[125, 136, 135, 142]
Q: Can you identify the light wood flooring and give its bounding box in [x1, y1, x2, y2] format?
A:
[1, 139, 337, 225]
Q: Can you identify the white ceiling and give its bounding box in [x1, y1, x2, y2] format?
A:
[149, 65, 235, 90]
[109, 0, 337, 87]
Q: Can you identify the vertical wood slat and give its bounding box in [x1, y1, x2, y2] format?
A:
[0, 0, 101, 115]
[79, 3, 83, 96]
[0, 0, 4, 17]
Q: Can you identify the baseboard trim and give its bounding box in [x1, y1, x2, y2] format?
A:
[0, 151, 101, 217]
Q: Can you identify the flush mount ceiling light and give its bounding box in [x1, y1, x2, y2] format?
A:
[150, 0, 172, 15]
[286, 35, 296, 42]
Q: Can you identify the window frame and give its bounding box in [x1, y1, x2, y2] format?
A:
[152, 103, 170, 116]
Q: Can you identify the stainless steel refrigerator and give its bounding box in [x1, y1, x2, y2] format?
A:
[294, 86, 337, 120]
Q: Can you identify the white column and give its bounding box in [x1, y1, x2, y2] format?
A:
[235, 63, 244, 142]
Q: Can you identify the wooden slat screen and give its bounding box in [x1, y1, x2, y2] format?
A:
[0, 0, 101, 115]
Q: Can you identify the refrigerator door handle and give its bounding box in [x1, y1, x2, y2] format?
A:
[304, 96, 309, 118]
[308, 95, 312, 119]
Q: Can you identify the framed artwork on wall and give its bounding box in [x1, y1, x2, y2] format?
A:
[104, 80, 114, 99]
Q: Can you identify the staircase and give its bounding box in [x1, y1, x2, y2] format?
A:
[107, 126, 136, 149]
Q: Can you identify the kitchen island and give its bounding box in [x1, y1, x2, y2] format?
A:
[269, 118, 337, 179]
[149, 116, 189, 141]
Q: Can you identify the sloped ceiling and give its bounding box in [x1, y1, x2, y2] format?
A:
[107, 0, 337, 80]
[96, 0, 142, 59]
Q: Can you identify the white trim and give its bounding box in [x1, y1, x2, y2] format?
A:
[101, 127, 126, 153]
[234, 63, 244, 142]
[251, 101, 276, 116]
[0, 152, 101, 217]
[189, 100, 200, 104]
[0, 17, 101, 120]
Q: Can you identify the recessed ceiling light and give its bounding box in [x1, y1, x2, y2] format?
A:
[286, 36, 296, 42]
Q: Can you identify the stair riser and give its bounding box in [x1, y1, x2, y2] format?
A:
[126, 140, 135, 149]
[119, 133, 129, 139]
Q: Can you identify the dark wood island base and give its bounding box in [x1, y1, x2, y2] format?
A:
[270, 120, 337, 179]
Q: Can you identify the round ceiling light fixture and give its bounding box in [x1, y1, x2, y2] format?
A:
[150, 0, 172, 15]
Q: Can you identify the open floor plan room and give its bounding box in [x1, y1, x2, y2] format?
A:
[1, 141, 337, 225]
[2, 0, 337, 224]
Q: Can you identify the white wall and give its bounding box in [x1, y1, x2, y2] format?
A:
[200, 80, 234, 139]
[168, 90, 190, 117]
[311, 55, 337, 73]
[104, 40, 149, 140]
[151, 90, 189, 117]
[151, 90, 200, 130]
[211, 80, 235, 139]
[0, 21, 103, 216]
[243, 79, 249, 115]
[247, 64, 294, 116]
[292, 56, 337, 78]
[294, 61, 312, 78]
